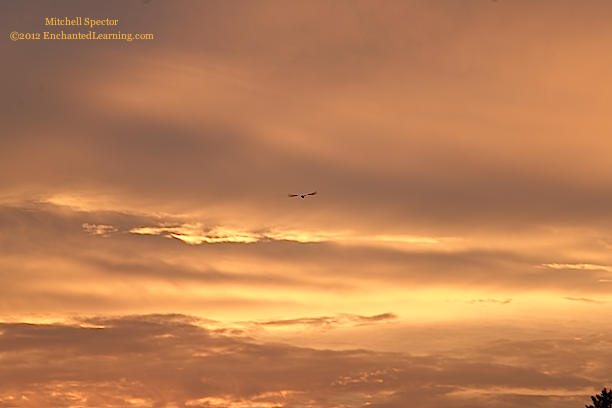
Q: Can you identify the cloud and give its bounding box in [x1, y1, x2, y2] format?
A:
[129, 223, 336, 244]
[0, 314, 601, 408]
[5, 200, 612, 323]
[130, 223, 261, 244]
[82, 223, 118, 237]
[252, 312, 398, 331]
[126, 220, 455, 248]
[563, 297, 607, 304]
[541, 263, 612, 273]
[450, 298, 513, 305]
[4, 2, 612, 407]
[126, 219, 457, 248]
[261, 228, 338, 243]
[5, 0, 612, 239]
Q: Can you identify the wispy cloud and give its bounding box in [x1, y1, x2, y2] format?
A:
[540, 263, 612, 273]
[563, 297, 607, 304]
[346, 234, 460, 246]
[129, 223, 333, 244]
[262, 228, 339, 243]
[82, 223, 118, 237]
[130, 224, 261, 244]
[127, 222, 457, 249]
[251, 312, 398, 331]
[450, 298, 513, 305]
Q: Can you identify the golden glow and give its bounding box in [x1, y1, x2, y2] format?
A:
[4, 1, 612, 407]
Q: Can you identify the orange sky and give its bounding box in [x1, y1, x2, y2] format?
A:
[2, 1, 612, 407]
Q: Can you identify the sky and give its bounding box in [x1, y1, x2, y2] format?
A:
[2, 1, 612, 407]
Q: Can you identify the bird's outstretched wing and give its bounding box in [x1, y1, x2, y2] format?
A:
[288, 191, 317, 198]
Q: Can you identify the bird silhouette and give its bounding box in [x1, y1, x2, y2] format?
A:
[288, 191, 317, 199]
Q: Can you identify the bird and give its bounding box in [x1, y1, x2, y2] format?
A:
[288, 191, 317, 199]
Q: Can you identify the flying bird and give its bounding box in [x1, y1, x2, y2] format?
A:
[288, 191, 317, 199]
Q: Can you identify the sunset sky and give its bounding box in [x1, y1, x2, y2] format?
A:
[2, 1, 612, 407]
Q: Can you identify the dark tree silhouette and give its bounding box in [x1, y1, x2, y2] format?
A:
[587, 388, 612, 408]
